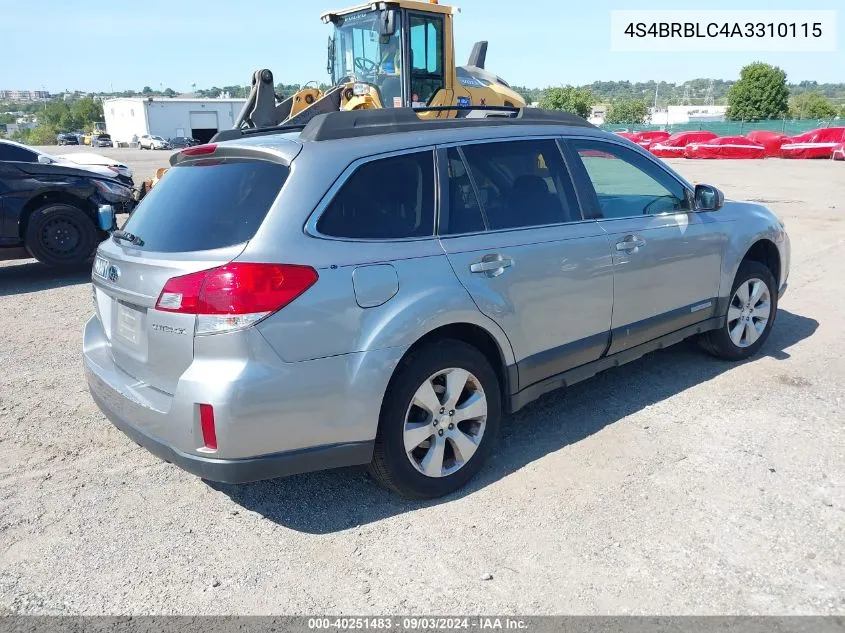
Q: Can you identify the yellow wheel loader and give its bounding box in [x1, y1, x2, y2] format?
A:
[234, 0, 526, 130]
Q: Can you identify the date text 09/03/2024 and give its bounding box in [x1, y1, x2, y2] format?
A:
[307, 617, 529, 630]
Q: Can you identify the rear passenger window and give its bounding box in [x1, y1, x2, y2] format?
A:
[442, 148, 485, 234]
[459, 140, 580, 230]
[317, 151, 435, 239]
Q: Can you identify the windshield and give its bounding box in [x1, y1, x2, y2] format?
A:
[331, 10, 402, 107]
[152, 136, 165, 141]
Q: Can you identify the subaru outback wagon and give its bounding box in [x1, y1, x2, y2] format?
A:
[84, 108, 790, 498]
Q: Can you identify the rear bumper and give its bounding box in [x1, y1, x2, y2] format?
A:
[91, 383, 372, 483]
[83, 314, 401, 483]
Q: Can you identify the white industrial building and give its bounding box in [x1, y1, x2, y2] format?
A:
[649, 105, 728, 126]
[103, 97, 247, 144]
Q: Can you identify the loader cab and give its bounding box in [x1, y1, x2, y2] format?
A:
[325, 1, 452, 111]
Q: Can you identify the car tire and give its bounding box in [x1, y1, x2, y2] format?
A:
[25, 204, 99, 268]
[369, 340, 501, 499]
[700, 260, 778, 361]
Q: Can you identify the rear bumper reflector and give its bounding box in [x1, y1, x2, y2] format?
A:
[199, 404, 218, 450]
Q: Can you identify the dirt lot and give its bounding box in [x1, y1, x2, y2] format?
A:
[0, 157, 843, 615]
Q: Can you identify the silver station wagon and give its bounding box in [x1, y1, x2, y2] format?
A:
[84, 108, 790, 498]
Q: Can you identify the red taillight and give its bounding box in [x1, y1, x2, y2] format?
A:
[180, 144, 217, 157]
[199, 404, 217, 450]
[156, 263, 318, 315]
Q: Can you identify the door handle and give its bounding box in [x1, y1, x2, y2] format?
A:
[615, 235, 646, 252]
[470, 255, 513, 277]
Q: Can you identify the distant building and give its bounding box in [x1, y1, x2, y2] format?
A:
[3, 122, 36, 136]
[0, 90, 50, 101]
[649, 105, 727, 125]
[103, 97, 247, 144]
[588, 104, 609, 125]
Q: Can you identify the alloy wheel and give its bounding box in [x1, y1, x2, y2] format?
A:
[727, 277, 771, 348]
[403, 367, 488, 478]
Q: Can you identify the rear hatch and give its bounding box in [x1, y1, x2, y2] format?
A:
[92, 148, 293, 394]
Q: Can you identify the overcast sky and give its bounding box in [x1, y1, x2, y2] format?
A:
[2, 0, 842, 92]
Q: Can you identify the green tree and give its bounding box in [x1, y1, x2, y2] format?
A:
[511, 85, 543, 104]
[27, 124, 59, 145]
[538, 86, 595, 118]
[39, 101, 74, 130]
[605, 98, 649, 124]
[70, 97, 104, 130]
[163, 87, 176, 97]
[11, 128, 31, 143]
[0, 113, 15, 125]
[142, 86, 153, 95]
[789, 92, 837, 119]
[221, 85, 248, 98]
[839, 105, 845, 119]
[726, 62, 789, 121]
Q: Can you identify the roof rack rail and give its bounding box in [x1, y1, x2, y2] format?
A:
[298, 107, 595, 142]
[210, 106, 595, 144]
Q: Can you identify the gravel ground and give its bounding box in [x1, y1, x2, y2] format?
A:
[0, 157, 843, 615]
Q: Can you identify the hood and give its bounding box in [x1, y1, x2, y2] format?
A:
[56, 153, 132, 176]
[52, 156, 116, 178]
[20, 160, 124, 182]
[57, 152, 120, 167]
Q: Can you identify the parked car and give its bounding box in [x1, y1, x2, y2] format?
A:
[0, 139, 132, 266]
[57, 133, 79, 146]
[168, 137, 201, 149]
[0, 139, 132, 184]
[90, 134, 113, 148]
[138, 135, 171, 150]
[83, 108, 790, 498]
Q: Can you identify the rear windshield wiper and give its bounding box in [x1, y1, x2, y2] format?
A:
[112, 230, 144, 247]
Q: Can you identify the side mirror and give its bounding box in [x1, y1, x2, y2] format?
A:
[38, 155, 53, 165]
[695, 184, 724, 211]
[378, 8, 396, 37]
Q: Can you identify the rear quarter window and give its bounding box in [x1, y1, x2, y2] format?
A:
[316, 151, 435, 240]
[122, 158, 288, 252]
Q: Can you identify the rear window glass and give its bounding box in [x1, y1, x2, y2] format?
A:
[122, 158, 288, 252]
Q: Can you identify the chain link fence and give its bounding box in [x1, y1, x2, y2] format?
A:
[601, 119, 841, 136]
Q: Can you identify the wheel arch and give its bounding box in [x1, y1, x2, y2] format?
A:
[393, 322, 515, 411]
[740, 238, 781, 287]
